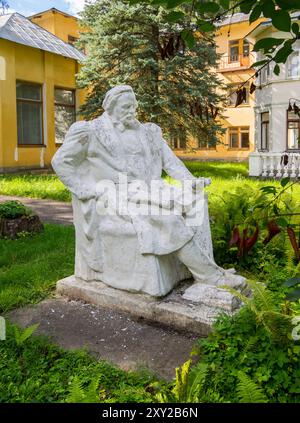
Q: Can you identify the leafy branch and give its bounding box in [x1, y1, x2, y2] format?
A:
[128, 0, 300, 72]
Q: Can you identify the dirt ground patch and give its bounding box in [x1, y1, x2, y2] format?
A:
[7, 297, 199, 380]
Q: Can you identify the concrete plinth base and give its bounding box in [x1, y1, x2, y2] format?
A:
[56, 276, 242, 336]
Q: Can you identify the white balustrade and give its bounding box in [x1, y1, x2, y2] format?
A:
[276, 159, 282, 179]
[291, 157, 297, 178]
[258, 152, 300, 179]
[269, 155, 275, 177]
[262, 155, 268, 177]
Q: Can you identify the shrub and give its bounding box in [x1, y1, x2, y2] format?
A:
[209, 181, 299, 277]
[0, 201, 32, 219]
[152, 280, 300, 403]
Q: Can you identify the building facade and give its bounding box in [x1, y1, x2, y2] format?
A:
[29, 8, 81, 46]
[1, 9, 276, 172]
[0, 11, 85, 172]
[177, 14, 265, 161]
[247, 15, 300, 178]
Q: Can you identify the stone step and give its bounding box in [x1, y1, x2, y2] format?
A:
[57, 276, 244, 336]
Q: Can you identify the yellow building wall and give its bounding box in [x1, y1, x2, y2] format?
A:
[30, 9, 79, 43]
[1, 10, 267, 169]
[29, 12, 55, 35]
[0, 38, 85, 171]
[178, 18, 266, 161]
[0, 50, 5, 167]
[30, 9, 80, 43]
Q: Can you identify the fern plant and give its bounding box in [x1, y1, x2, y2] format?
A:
[236, 371, 268, 403]
[151, 360, 210, 403]
[13, 323, 39, 347]
[240, 335, 260, 363]
[66, 376, 106, 403]
[223, 279, 292, 342]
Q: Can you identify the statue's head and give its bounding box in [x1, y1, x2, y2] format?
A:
[102, 85, 138, 129]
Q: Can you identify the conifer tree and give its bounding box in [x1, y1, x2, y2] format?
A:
[77, 0, 225, 148]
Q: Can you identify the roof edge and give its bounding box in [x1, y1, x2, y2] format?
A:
[28, 7, 78, 20]
[245, 11, 300, 40]
[0, 12, 85, 63]
[0, 13, 14, 25]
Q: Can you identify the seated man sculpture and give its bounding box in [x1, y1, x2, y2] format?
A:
[52, 85, 246, 297]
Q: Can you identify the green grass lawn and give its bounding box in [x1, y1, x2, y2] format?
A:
[185, 160, 249, 179]
[1, 161, 299, 203]
[0, 224, 75, 313]
[0, 174, 71, 201]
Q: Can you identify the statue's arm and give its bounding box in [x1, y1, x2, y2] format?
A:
[149, 123, 211, 188]
[51, 121, 93, 200]
[161, 139, 197, 182]
[147, 123, 195, 181]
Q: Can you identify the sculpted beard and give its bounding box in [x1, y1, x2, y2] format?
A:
[120, 113, 139, 129]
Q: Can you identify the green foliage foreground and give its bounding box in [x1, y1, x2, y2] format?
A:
[0, 201, 32, 219]
[2, 280, 300, 403]
[0, 323, 155, 403]
[151, 280, 300, 403]
[1, 163, 300, 403]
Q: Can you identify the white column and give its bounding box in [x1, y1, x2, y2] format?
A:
[262, 155, 268, 177]
[291, 154, 297, 178]
[249, 152, 263, 176]
[269, 155, 275, 177]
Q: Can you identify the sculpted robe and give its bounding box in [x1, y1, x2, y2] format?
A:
[51, 112, 214, 296]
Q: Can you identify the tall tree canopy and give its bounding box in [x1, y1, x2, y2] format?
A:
[128, 0, 300, 75]
[77, 0, 225, 148]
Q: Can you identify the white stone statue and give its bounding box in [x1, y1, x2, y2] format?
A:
[51, 85, 246, 297]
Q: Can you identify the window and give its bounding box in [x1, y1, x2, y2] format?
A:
[16, 81, 43, 145]
[229, 127, 239, 148]
[287, 50, 300, 78]
[228, 83, 249, 106]
[228, 127, 250, 149]
[68, 35, 79, 46]
[229, 39, 239, 62]
[243, 40, 249, 57]
[260, 112, 269, 151]
[241, 127, 250, 148]
[228, 39, 249, 64]
[171, 135, 186, 149]
[287, 111, 300, 150]
[54, 88, 76, 144]
[198, 138, 216, 149]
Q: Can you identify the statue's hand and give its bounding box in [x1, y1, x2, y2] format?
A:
[192, 178, 211, 191]
[77, 188, 96, 201]
[204, 178, 211, 187]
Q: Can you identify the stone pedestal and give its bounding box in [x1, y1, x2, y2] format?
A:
[56, 276, 242, 336]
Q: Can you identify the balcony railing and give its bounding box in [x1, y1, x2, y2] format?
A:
[257, 152, 300, 178]
[217, 53, 254, 71]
